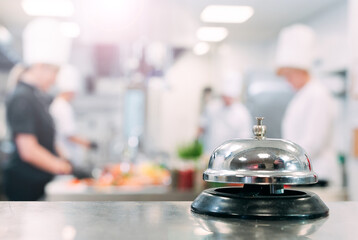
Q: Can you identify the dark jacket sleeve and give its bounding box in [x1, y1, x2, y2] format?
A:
[7, 96, 36, 135]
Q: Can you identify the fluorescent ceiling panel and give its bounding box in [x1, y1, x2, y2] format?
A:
[22, 0, 75, 17]
[193, 42, 210, 55]
[196, 27, 228, 42]
[0, 26, 12, 44]
[201, 5, 254, 23]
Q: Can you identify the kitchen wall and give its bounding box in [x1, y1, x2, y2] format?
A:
[304, 1, 348, 72]
[146, 52, 215, 154]
[260, 0, 348, 73]
[145, 40, 273, 155]
[146, 0, 349, 157]
[347, 0, 358, 200]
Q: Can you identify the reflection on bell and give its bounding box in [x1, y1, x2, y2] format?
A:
[192, 212, 328, 239]
[191, 117, 329, 220]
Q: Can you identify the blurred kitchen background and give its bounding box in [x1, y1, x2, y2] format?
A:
[1, 0, 358, 201]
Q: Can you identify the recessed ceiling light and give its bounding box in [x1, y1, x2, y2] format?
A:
[193, 42, 210, 55]
[196, 27, 228, 42]
[201, 5, 254, 23]
[0, 25, 12, 44]
[60, 22, 80, 38]
[22, 0, 74, 17]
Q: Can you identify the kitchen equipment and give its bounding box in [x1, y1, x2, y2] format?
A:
[191, 117, 329, 220]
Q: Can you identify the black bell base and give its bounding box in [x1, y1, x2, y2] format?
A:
[191, 186, 329, 220]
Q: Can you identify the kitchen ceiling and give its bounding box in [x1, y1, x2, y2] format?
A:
[0, 0, 345, 46]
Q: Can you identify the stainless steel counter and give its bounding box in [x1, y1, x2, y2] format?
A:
[0, 201, 356, 239]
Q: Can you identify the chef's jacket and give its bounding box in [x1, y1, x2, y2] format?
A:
[4, 81, 55, 200]
[282, 80, 341, 186]
[200, 99, 252, 154]
[49, 97, 77, 161]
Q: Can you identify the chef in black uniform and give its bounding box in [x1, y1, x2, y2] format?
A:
[3, 19, 73, 201]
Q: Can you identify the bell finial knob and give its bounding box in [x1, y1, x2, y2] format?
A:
[253, 117, 266, 140]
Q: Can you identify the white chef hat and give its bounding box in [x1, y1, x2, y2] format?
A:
[56, 65, 81, 93]
[276, 24, 316, 71]
[23, 18, 72, 66]
[221, 71, 243, 98]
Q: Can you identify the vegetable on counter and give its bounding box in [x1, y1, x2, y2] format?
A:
[177, 140, 203, 161]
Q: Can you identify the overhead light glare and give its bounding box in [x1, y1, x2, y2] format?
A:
[60, 22, 80, 38]
[22, 0, 75, 17]
[196, 27, 228, 42]
[0, 26, 12, 44]
[201, 5, 254, 23]
[193, 42, 210, 55]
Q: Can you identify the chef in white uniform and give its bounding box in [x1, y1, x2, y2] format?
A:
[276, 24, 340, 186]
[199, 72, 252, 154]
[50, 65, 97, 164]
